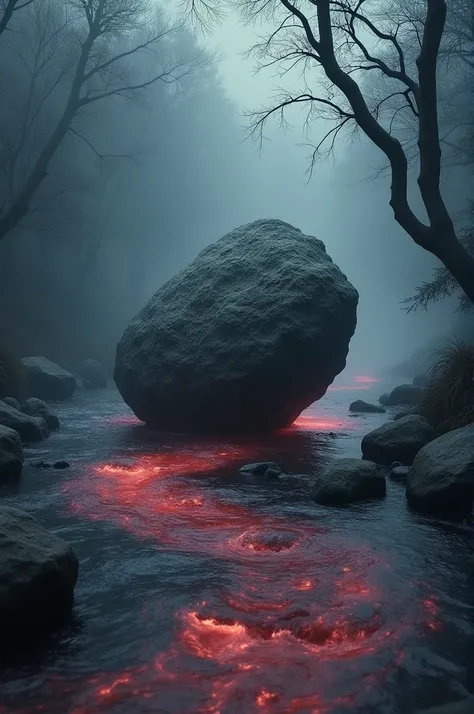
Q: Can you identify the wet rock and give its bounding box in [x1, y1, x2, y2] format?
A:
[21, 397, 59, 430]
[384, 384, 423, 407]
[406, 424, 474, 519]
[390, 465, 410, 482]
[413, 373, 429, 389]
[114, 219, 358, 433]
[239, 462, 282, 477]
[378, 393, 390, 406]
[0, 506, 79, 647]
[76, 359, 107, 388]
[416, 698, 474, 714]
[21, 356, 76, 401]
[0, 402, 49, 443]
[349, 399, 386, 414]
[35, 460, 52, 469]
[310, 458, 386, 505]
[2, 397, 20, 411]
[0, 425, 23, 477]
[393, 407, 417, 421]
[53, 460, 70, 470]
[361, 415, 436, 466]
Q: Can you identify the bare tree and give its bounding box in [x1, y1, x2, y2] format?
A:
[0, 0, 34, 38]
[0, 0, 196, 241]
[188, 0, 474, 304]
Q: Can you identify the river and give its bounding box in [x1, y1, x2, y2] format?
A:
[0, 375, 473, 713]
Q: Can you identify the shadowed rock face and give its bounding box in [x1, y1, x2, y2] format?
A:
[114, 219, 358, 433]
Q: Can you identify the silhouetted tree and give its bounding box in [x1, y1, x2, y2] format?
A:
[0, 0, 34, 38]
[189, 0, 474, 304]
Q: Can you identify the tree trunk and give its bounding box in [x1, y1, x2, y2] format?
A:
[431, 230, 474, 302]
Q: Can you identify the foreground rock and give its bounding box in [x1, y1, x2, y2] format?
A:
[0, 402, 49, 442]
[0, 425, 23, 477]
[21, 356, 76, 401]
[361, 415, 436, 466]
[21, 397, 59, 430]
[115, 219, 358, 433]
[311, 458, 386, 505]
[349, 399, 385, 414]
[406, 425, 474, 519]
[2, 397, 21, 410]
[76, 359, 107, 388]
[385, 384, 423, 406]
[0, 506, 79, 646]
[417, 698, 474, 714]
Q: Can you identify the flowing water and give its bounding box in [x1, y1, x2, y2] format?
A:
[0, 376, 473, 714]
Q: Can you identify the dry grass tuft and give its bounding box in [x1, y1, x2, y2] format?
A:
[417, 339, 474, 434]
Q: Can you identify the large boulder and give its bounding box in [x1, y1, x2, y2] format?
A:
[2, 397, 20, 410]
[349, 399, 386, 414]
[361, 415, 436, 466]
[385, 384, 423, 406]
[21, 397, 60, 430]
[21, 356, 76, 401]
[0, 401, 49, 442]
[114, 219, 358, 433]
[0, 506, 79, 646]
[406, 425, 474, 519]
[311, 458, 386, 505]
[0, 425, 23, 477]
[76, 359, 107, 388]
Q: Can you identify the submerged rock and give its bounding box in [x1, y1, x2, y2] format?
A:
[76, 359, 107, 388]
[114, 219, 358, 433]
[349, 399, 386, 414]
[384, 384, 423, 406]
[53, 460, 70, 470]
[310, 458, 386, 505]
[21, 397, 59, 430]
[22, 356, 76, 401]
[0, 506, 79, 647]
[239, 462, 282, 481]
[406, 424, 474, 519]
[361, 415, 436, 466]
[0, 425, 23, 477]
[0, 402, 49, 443]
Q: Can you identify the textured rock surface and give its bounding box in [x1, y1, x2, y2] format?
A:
[21, 397, 59, 430]
[0, 425, 23, 477]
[349, 399, 386, 414]
[385, 384, 423, 406]
[361, 415, 436, 466]
[0, 402, 49, 442]
[416, 698, 474, 714]
[2, 397, 20, 410]
[22, 357, 76, 401]
[76, 359, 107, 388]
[406, 425, 474, 519]
[311, 458, 386, 505]
[114, 219, 358, 432]
[0, 506, 79, 645]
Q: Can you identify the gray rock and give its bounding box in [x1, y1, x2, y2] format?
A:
[0, 425, 23, 477]
[390, 465, 410, 482]
[114, 219, 358, 433]
[2, 397, 20, 410]
[0, 506, 79, 646]
[378, 393, 390, 406]
[393, 407, 416, 421]
[361, 415, 436, 466]
[311, 458, 386, 505]
[349, 399, 386, 414]
[406, 424, 474, 519]
[416, 698, 474, 714]
[21, 356, 76, 401]
[76, 359, 107, 388]
[385, 383, 423, 406]
[0, 402, 49, 442]
[21, 397, 59, 430]
[239, 462, 282, 481]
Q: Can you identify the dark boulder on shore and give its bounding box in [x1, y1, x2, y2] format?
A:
[406, 424, 474, 519]
[311, 458, 386, 505]
[361, 415, 436, 466]
[0, 425, 23, 477]
[114, 219, 358, 433]
[76, 359, 107, 388]
[21, 397, 59, 430]
[21, 356, 76, 401]
[0, 401, 49, 443]
[0, 506, 79, 649]
[384, 384, 424, 407]
[349, 399, 386, 414]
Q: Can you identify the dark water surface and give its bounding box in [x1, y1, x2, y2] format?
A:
[0, 378, 473, 713]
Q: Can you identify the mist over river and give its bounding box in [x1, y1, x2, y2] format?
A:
[0, 375, 473, 714]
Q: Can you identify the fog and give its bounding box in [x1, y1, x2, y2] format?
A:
[0, 0, 471, 377]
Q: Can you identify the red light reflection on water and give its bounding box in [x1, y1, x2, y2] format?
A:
[291, 414, 351, 431]
[328, 374, 380, 392]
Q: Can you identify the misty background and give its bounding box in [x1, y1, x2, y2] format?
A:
[0, 0, 470, 377]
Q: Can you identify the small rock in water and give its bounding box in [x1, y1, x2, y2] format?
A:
[239, 462, 282, 478]
[349, 399, 386, 414]
[390, 465, 410, 482]
[53, 460, 70, 470]
[35, 460, 52, 469]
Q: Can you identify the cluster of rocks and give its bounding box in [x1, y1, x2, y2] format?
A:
[21, 356, 107, 400]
